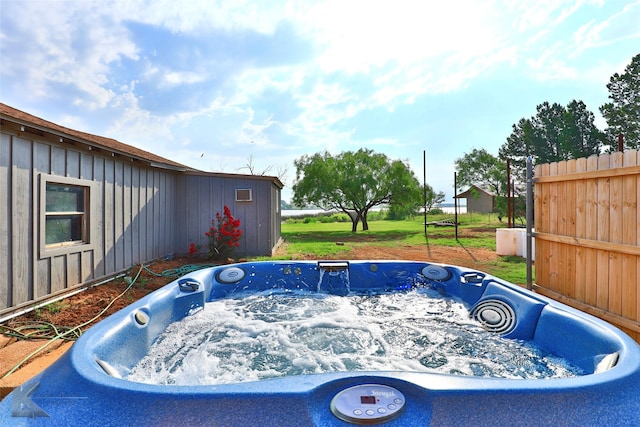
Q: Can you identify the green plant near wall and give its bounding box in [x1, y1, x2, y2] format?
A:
[46, 301, 69, 314]
[34, 300, 71, 319]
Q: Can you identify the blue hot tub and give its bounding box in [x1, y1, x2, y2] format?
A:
[2, 260, 639, 426]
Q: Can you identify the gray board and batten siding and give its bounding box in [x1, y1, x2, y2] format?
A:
[175, 173, 282, 258]
[0, 104, 283, 318]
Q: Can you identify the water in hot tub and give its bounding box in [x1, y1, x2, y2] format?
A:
[127, 289, 583, 385]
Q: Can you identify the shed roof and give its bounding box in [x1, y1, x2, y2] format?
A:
[455, 184, 495, 198]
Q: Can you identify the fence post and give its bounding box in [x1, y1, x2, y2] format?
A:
[618, 133, 624, 152]
[526, 156, 534, 290]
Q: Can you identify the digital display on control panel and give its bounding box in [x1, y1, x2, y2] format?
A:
[360, 396, 376, 404]
[331, 384, 405, 424]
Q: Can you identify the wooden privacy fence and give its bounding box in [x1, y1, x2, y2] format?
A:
[534, 149, 640, 343]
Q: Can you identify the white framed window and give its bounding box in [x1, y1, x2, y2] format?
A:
[40, 174, 96, 257]
[235, 188, 253, 202]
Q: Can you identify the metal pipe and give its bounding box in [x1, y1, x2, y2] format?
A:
[423, 150, 427, 237]
[454, 172, 458, 240]
[526, 156, 534, 290]
[506, 159, 511, 228]
[511, 180, 515, 226]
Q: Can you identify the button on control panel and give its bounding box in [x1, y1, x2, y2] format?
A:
[330, 384, 405, 425]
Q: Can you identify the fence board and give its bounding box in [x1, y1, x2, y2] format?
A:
[535, 163, 550, 295]
[574, 157, 587, 302]
[534, 233, 640, 256]
[636, 151, 640, 342]
[548, 162, 560, 293]
[622, 151, 640, 341]
[565, 160, 577, 299]
[584, 156, 599, 306]
[595, 155, 610, 310]
[535, 165, 640, 182]
[609, 153, 624, 315]
[622, 254, 637, 326]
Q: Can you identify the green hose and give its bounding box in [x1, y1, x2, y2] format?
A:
[143, 263, 218, 278]
[1, 262, 219, 378]
[1, 264, 145, 379]
[0, 321, 81, 341]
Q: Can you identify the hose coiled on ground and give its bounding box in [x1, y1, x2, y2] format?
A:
[1, 262, 219, 378]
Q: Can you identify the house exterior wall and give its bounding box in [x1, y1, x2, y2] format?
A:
[174, 174, 281, 257]
[0, 125, 176, 316]
[0, 112, 282, 318]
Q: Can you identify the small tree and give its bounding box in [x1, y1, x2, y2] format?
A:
[205, 205, 242, 259]
[455, 148, 507, 197]
[424, 184, 446, 213]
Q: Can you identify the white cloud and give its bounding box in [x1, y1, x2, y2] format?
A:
[2, 0, 638, 202]
[105, 91, 178, 150]
[237, 109, 277, 147]
[505, 0, 594, 32]
[573, 0, 640, 50]
[306, 0, 501, 73]
[1, 1, 138, 108]
[499, 0, 640, 85]
[161, 71, 208, 88]
[530, 61, 578, 82]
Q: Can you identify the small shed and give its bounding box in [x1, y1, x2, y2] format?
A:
[455, 185, 495, 213]
[0, 103, 283, 318]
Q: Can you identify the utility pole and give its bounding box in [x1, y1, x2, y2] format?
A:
[506, 159, 512, 228]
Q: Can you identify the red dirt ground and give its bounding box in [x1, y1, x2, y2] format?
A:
[1, 243, 498, 378]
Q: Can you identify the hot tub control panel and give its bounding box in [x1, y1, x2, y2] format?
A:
[330, 384, 405, 425]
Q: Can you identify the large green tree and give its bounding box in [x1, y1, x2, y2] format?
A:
[600, 53, 640, 150]
[292, 149, 421, 231]
[499, 100, 605, 179]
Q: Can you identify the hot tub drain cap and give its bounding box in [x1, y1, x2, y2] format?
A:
[470, 299, 516, 334]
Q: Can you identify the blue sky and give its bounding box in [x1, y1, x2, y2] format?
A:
[1, 1, 639, 203]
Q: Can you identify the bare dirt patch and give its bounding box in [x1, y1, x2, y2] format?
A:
[7, 259, 189, 328]
[273, 240, 498, 270]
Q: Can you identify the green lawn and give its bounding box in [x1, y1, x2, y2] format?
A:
[270, 212, 532, 285]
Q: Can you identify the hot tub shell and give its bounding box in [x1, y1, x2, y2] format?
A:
[1, 260, 639, 426]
